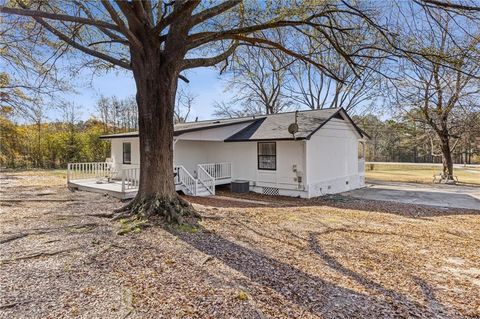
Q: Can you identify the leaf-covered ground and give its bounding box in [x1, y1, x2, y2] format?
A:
[1, 170, 479, 318]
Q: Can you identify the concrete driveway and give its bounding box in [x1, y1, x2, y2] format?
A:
[345, 181, 480, 210]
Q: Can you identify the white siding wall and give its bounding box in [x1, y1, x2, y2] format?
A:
[173, 140, 306, 192]
[306, 118, 362, 196]
[173, 140, 209, 173]
[110, 137, 140, 174]
[106, 118, 364, 198]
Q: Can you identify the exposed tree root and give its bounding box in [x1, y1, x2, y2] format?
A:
[0, 299, 35, 310]
[86, 212, 115, 219]
[0, 223, 100, 245]
[0, 199, 76, 202]
[29, 223, 100, 232]
[112, 194, 200, 226]
[1, 247, 79, 263]
[112, 210, 136, 222]
[0, 233, 29, 244]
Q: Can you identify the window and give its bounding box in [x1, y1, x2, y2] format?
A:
[258, 142, 276, 170]
[123, 142, 131, 164]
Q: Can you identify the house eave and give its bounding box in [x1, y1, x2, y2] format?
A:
[224, 137, 307, 142]
[99, 118, 261, 140]
[99, 133, 139, 140]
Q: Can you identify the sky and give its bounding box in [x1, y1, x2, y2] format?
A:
[50, 65, 388, 123]
[54, 66, 235, 122]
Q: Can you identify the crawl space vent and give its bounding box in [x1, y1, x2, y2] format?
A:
[262, 187, 279, 196]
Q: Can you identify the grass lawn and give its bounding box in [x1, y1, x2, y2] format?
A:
[366, 163, 480, 186]
[1, 170, 479, 318]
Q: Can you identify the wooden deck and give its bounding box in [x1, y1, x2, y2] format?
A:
[68, 178, 232, 199]
[68, 179, 138, 199]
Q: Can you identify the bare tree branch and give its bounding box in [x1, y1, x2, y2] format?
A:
[190, 0, 241, 26]
[0, 6, 121, 31]
[182, 41, 239, 70]
[100, 0, 143, 50]
[153, 0, 200, 34]
[419, 0, 480, 12]
[214, 35, 343, 82]
[73, 0, 125, 41]
[19, 10, 131, 70]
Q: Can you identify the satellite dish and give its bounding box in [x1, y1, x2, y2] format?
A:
[288, 110, 299, 139]
[288, 123, 299, 135]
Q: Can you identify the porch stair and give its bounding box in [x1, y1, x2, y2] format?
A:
[176, 164, 216, 197]
[181, 183, 212, 197]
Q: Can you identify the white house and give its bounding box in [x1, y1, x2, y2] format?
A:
[67, 107, 368, 199]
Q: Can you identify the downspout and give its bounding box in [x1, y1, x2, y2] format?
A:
[303, 139, 308, 194]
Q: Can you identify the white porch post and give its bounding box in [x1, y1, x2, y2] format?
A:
[358, 140, 366, 176]
[360, 140, 366, 159]
[173, 138, 178, 167]
[303, 140, 308, 191]
[121, 169, 125, 193]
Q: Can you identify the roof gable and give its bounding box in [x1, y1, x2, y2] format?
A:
[225, 108, 358, 142]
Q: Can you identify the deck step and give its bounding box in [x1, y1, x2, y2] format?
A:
[196, 184, 213, 196]
[179, 183, 213, 197]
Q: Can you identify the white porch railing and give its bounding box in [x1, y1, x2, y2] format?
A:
[67, 162, 111, 182]
[176, 165, 197, 195]
[68, 162, 227, 196]
[122, 167, 140, 192]
[197, 165, 215, 195]
[198, 162, 232, 180]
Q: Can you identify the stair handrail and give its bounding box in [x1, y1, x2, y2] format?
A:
[177, 165, 197, 195]
[197, 165, 215, 195]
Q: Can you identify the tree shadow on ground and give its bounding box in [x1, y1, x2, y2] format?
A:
[172, 226, 452, 318]
[307, 232, 454, 318]
[185, 189, 480, 218]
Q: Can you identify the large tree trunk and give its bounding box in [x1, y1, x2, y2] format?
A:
[115, 42, 197, 224]
[135, 62, 176, 199]
[439, 131, 455, 182]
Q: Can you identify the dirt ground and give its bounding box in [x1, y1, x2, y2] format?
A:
[1, 171, 479, 319]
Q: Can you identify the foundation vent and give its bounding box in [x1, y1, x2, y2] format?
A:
[262, 187, 279, 196]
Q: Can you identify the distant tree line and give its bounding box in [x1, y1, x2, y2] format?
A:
[354, 113, 480, 164]
[0, 117, 108, 169]
[0, 96, 137, 169]
[96, 95, 138, 133]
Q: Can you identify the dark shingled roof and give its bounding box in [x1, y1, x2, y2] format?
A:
[225, 108, 344, 141]
[100, 107, 367, 141]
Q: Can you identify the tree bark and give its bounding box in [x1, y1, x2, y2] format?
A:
[133, 58, 177, 199]
[116, 37, 197, 223]
[439, 132, 454, 181]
